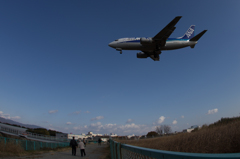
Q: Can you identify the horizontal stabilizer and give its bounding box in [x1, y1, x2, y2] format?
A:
[190, 45, 195, 49]
[190, 30, 207, 41]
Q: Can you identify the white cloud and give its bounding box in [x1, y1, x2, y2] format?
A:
[172, 120, 177, 125]
[207, 108, 218, 115]
[0, 111, 20, 120]
[85, 111, 90, 113]
[104, 123, 117, 128]
[90, 122, 102, 127]
[66, 122, 72, 125]
[126, 119, 133, 123]
[73, 126, 80, 130]
[48, 127, 56, 131]
[181, 115, 184, 118]
[50, 122, 154, 136]
[49, 110, 58, 114]
[11, 116, 21, 120]
[72, 111, 81, 115]
[119, 123, 141, 129]
[91, 116, 104, 121]
[0, 111, 10, 119]
[157, 116, 165, 124]
[118, 123, 149, 134]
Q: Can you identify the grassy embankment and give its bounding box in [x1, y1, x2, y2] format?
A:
[0, 133, 70, 157]
[0, 141, 71, 157]
[116, 117, 240, 153]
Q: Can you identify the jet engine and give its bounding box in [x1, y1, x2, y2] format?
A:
[137, 52, 148, 58]
[140, 38, 153, 44]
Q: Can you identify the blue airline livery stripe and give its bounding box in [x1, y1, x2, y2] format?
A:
[120, 39, 189, 43]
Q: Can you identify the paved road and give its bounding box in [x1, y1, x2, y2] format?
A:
[4, 144, 109, 159]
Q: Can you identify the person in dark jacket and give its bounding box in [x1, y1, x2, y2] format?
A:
[98, 138, 102, 146]
[83, 138, 86, 147]
[69, 137, 78, 156]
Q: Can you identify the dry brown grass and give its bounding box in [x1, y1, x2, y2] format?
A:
[116, 120, 240, 153]
[0, 140, 71, 157]
[0, 141, 25, 157]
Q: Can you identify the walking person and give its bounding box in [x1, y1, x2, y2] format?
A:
[98, 138, 102, 146]
[79, 140, 86, 157]
[69, 137, 78, 156]
[83, 138, 86, 147]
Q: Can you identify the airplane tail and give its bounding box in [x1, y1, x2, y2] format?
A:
[179, 25, 195, 39]
[190, 30, 207, 41]
[190, 30, 207, 49]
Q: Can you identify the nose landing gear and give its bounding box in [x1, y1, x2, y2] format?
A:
[116, 48, 122, 54]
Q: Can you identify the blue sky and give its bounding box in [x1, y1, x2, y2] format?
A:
[0, 0, 240, 135]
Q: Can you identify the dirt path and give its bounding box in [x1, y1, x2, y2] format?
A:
[4, 144, 109, 159]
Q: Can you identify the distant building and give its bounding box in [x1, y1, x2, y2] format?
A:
[183, 128, 194, 133]
[0, 123, 27, 135]
[183, 125, 200, 133]
[110, 133, 117, 137]
[127, 134, 135, 139]
[190, 125, 199, 129]
[56, 133, 68, 139]
[93, 135, 109, 142]
[88, 131, 93, 135]
[68, 134, 86, 140]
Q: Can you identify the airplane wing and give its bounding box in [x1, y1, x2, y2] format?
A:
[153, 16, 182, 47]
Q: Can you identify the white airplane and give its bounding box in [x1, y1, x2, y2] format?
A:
[108, 16, 207, 61]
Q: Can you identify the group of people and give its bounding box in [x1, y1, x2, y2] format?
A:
[69, 137, 86, 157]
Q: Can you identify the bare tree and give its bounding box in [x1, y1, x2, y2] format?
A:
[156, 125, 172, 135]
[163, 125, 172, 134]
[155, 126, 163, 135]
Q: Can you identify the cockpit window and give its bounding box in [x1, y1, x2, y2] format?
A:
[115, 39, 118, 41]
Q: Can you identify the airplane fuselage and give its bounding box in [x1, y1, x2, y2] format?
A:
[109, 37, 197, 52]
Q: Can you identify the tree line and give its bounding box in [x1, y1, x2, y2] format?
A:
[146, 124, 172, 137]
[26, 128, 62, 136]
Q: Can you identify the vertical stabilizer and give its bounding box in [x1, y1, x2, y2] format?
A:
[179, 25, 195, 39]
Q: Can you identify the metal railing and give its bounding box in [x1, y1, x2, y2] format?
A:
[0, 136, 69, 151]
[24, 131, 68, 142]
[110, 139, 240, 159]
[0, 126, 68, 142]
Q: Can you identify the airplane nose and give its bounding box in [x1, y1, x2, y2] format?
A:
[108, 42, 114, 48]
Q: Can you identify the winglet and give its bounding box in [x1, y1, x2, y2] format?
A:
[190, 30, 207, 41]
